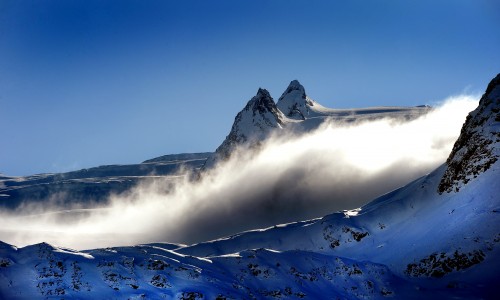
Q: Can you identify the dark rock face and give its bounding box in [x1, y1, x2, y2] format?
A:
[405, 250, 486, 278]
[322, 225, 370, 250]
[438, 74, 500, 193]
[251, 88, 284, 120]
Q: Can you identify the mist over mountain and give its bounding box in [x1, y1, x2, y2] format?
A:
[0, 80, 475, 249]
[207, 80, 431, 167]
[1, 74, 498, 299]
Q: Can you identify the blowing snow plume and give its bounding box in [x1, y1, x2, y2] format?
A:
[0, 95, 478, 249]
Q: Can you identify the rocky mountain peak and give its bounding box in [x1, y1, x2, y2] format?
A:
[277, 80, 315, 120]
[281, 80, 306, 97]
[438, 73, 500, 193]
[247, 88, 282, 117]
[484, 73, 500, 97]
[257, 87, 270, 96]
[207, 88, 285, 164]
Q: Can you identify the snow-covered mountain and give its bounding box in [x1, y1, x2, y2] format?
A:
[208, 80, 431, 165]
[276, 79, 317, 120]
[207, 88, 286, 165]
[0, 74, 498, 299]
[0, 153, 211, 210]
[0, 80, 430, 207]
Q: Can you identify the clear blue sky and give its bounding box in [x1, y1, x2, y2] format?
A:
[1, 0, 499, 176]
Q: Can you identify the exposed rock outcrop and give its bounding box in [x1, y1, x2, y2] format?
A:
[438, 74, 500, 193]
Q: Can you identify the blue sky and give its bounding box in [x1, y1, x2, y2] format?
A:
[1, 0, 499, 176]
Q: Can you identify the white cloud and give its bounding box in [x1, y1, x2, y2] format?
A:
[0, 95, 479, 249]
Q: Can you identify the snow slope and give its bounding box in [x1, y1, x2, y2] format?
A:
[0, 153, 211, 210]
[0, 241, 422, 299]
[0, 164, 497, 298]
[0, 75, 497, 299]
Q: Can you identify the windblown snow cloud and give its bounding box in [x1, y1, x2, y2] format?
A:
[0, 95, 479, 249]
